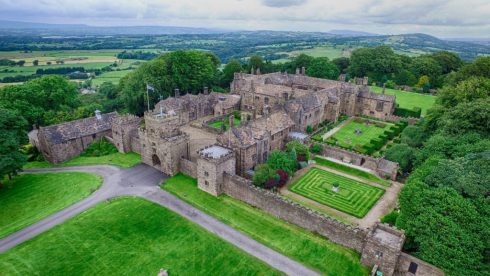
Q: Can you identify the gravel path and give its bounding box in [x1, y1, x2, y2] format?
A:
[0, 164, 319, 276]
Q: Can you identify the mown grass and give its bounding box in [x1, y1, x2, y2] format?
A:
[0, 172, 102, 239]
[0, 197, 278, 275]
[162, 173, 369, 275]
[314, 156, 391, 186]
[208, 118, 241, 130]
[370, 86, 436, 116]
[24, 152, 141, 169]
[289, 168, 384, 218]
[331, 119, 393, 149]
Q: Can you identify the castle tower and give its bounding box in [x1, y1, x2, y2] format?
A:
[197, 145, 235, 196]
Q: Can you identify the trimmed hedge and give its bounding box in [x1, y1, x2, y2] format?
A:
[394, 106, 421, 118]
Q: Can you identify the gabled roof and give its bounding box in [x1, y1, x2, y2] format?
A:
[40, 112, 117, 144]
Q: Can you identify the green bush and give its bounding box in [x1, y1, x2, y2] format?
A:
[311, 134, 323, 142]
[381, 211, 399, 226]
[310, 143, 323, 154]
[81, 138, 118, 157]
[394, 106, 421, 118]
[325, 137, 337, 145]
[306, 125, 313, 134]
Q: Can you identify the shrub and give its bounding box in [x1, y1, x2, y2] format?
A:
[81, 138, 118, 157]
[374, 122, 387, 128]
[325, 137, 337, 145]
[286, 141, 310, 160]
[276, 169, 288, 187]
[306, 125, 313, 134]
[385, 143, 416, 173]
[381, 211, 399, 226]
[231, 110, 241, 119]
[253, 164, 276, 187]
[267, 150, 297, 176]
[311, 134, 322, 142]
[310, 143, 323, 154]
[394, 106, 422, 118]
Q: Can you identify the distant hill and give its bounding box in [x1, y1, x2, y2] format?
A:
[0, 20, 228, 35]
[328, 29, 378, 37]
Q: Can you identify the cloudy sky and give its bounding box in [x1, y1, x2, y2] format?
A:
[1, 0, 489, 38]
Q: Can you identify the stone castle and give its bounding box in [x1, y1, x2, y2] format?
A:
[29, 70, 443, 275]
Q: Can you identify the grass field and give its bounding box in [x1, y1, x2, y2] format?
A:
[0, 50, 121, 66]
[314, 156, 391, 186]
[24, 152, 141, 169]
[0, 172, 101, 239]
[331, 119, 393, 149]
[162, 173, 369, 275]
[289, 168, 384, 218]
[0, 197, 279, 275]
[208, 117, 241, 130]
[370, 86, 436, 116]
[273, 45, 352, 63]
[91, 70, 133, 86]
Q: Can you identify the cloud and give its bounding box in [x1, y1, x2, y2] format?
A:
[0, 0, 489, 37]
[261, 0, 307, 8]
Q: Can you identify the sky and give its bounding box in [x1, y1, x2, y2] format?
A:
[1, 0, 489, 38]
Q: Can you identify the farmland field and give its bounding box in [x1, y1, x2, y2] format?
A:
[0, 197, 278, 275]
[331, 119, 394, 149]
[289, 168, 384, 218]
[369, 86, 436, 116]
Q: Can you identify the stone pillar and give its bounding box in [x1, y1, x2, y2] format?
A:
[174, 88, 180, 98]
[295, 68, 300, 75]
[301, 67, 306, 75]
[251, 66, 255, 75]
[382, 83, 386, 94]
[256, 67, 261, 75]
[204, 86, 209, 95]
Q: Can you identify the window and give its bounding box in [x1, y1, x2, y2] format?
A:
[264, 97, 269, 104]
[204, 171, 209, 177]
[252, 154, 257, 161]
[408, 262, 418, 274]
[204, 180, 209, 186]
[92, 134, 96, 139]
[271, 134, 275, 141]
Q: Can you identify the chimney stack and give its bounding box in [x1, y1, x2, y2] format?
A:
[174, 88, 180, 98]
[251, 66, 255, 75]
[382, 83, 386, 94]
[229, 114, 235, 128]
[295, 68, 300, 75]
[301, 67, 306, 75]
[204, 86, 209, 95]
[95, 110, 102, 120]
[256, 67, 261, 75]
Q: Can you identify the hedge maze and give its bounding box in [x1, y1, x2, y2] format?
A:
[289, 168, 385, 218]
[324, 118, 408, 155]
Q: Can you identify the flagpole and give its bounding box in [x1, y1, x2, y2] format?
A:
[146, 84, 150, 112]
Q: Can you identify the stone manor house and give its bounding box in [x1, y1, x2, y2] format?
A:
[29, 70, 442, 275]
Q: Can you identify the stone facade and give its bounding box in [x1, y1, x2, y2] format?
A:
[321, 145, 399, 180]
[35, 111, 117, 164]
[111, 114, 142, 153]
[197, 145, 235, 196]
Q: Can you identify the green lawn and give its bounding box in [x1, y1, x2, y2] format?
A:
[314, 156, 391, 187]
[91, 70, 133, 86]
[331, 119, 393, 149]
[24, 152, 141, 169]
[289, 168, 384, 218]
[208, 117, 241, 130]
[162, 173, 369, 275]
[0, 172, 102, 239]
[0, 197, 278, 275]
[370, 86, 436, 116]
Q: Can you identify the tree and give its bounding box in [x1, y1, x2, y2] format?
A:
[332, 57, 350, 74]
[119, 50, 219, 115]
[394, 69, 417, 86]
[285, 140, 310, 161]
[98, 82, 118, 99]
[310, 143, 323, 154]
[0, 75, 79, 127]
[17, 60, 25, 67]
[439, 98, 490, 136]
[437, 77, 490, 109]
[400, 125, 427, 148]
[289, 54, 314, 72]
[0, 108, 28, 186]
[416, 75, 430, 90]
[306, 57, 339, 80]
[221, 59, 242, 86]
[451, 56, 490, 84]
[429, 51, 463, 74]
[249, 55, 264, 71]
[385, 143, 416, 173]
[252, 164, 276, 187]
[266, 150, 297, 176]
[32, 59, 39, 66]
[348, 46, 402, 81]
[410, 57, 443, 87]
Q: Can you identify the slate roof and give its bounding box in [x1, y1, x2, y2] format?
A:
[359, 91, 395, 102]
[40, 112, 117, 144]
[250, 110, 295, 135]
[285, 94, 322, 112]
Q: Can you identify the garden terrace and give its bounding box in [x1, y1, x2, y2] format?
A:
[324, 117, 407, 155]
[289, 168, 385, 218]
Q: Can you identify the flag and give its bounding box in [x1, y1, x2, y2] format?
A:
[146, 84, 155, 92]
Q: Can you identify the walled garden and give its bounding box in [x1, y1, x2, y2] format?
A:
[288, 167, 385, 218]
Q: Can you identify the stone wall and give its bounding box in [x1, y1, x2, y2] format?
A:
[130, 135, 141, 154]
[180, 157, 197, 178]
[222, 173, 368, 252]
[396, 253, 445, 276]
[321, 145, 398, 180]
[386, 114, 419, 125]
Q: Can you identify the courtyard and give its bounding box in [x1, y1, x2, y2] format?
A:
[288, 167, 385, 218]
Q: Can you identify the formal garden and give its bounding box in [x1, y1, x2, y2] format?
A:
[323, 117, 408, 156]
[289, 167, 385, 218]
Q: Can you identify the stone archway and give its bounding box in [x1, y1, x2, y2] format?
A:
[152, 154, 161, 166]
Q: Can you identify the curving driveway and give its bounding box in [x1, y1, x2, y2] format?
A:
[0, 164, 319, 276]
